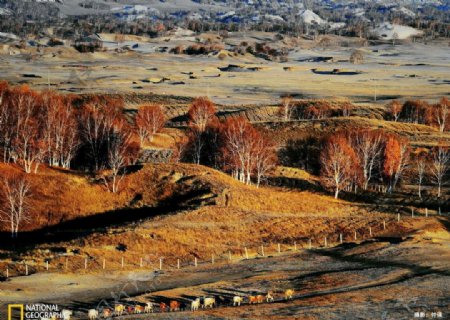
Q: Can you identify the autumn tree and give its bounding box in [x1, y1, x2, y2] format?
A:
[320, 133, 359, 199]
[383, 135, 409, 193]
[102, 120, 137, 193]
[434, 97, 449, 132]
[41, 91, 79, 168]
[430, 144, 449, 198]
[222, 117, 276, 186]
[415, 150, 427, 198]
[135, 104, 165, 145]
[350, 129, 383, 190]
[187, 97, 217, 132]
[279, 96, 294, 121]
[8, 85, 46, 173]
[388, 100, 402, 122]
[253, 134, 277, 187]
[79, 96, 124, 171]
[0, 173, 31, 238]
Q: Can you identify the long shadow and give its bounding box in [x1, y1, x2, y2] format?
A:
[311, 245, 450, 278]
[0, 204, 185, 252]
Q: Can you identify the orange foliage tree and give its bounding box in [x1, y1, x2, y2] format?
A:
[221, 117, 277, 187]
[383, 134, 409, 192]
[388, 100, 402, 122]
[187, 97, 217, 132]
[135, 104, 165, 145]
[320, 133, 360, 199]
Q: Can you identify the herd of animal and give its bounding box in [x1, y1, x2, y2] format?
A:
[43, 289, 295, 319]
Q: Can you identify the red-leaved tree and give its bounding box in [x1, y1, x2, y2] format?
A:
[135, 104, 166, 145]
[320, 133, 359, 199]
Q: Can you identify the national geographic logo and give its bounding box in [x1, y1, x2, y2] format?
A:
[8, 304, 62, 320]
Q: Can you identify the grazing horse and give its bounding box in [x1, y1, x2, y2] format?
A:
[159, 302, 168, 312]
[203, 297, 216, 309]
[88, 309, 98, 320]
[191, 298, 201, 311]
[102, 308, 111, 318]
[285, 289, 294, 300]
[134, 305, 144, 314]
[233, 296, 243, 306]
[170, 300, 181, 312]
[144, 302, 153, 313]
[114, 304, 125, 316]
[248, 296, 258, 304]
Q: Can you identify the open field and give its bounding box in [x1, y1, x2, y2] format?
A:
[0, 33, 448, 105]
[1, 220, 449, 319]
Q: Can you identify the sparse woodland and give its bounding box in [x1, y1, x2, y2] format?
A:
[0, 81, 448, 237]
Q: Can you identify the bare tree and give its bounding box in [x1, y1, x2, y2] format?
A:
[135, 104, 166, 145]
[351, 129, 383, 190]
[103, 121, 135, 193]
[435, 97, 449, 133]
[416, 152, 427, 199]
[0, 173, 31, 238]
[279, 96, 294, 121]
[431, 144, 449, 198]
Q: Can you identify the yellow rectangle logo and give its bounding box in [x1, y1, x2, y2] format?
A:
[8, 304, 24, 320]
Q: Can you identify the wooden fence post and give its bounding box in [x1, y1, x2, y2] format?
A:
[177, 259, 180, 269]
[340, 233, 343, 244]
[354, 231, 357, 241]
[6, 267, 9, 278]
[397, 213, 401, 222]
[46, 260, 49, 271]
[228, 251, 232, 261]
[25, 264, 28, 276]
[383, 220, 386, 230]
[277, 243, 281, 253]
[324, 237, 327, 247]
[294, 242, 297, 251]
[140, 258, 143, 268]
[159, 258, 163, 270]
[411, 208, 414, 217]
[369, 227, 372, 237]
[245, 247, 249, 259]
[211, 255, 215, 264]
[103, 258, 106, 270]
[65, 258, 68, 271]
[84, 258, 87, 270]
[308, 239, 312, 249]
[194, 257, 197, 267]
[425, 208, 428, 217]
[121, 257, 124, 268]
[261, 245, 265, 257]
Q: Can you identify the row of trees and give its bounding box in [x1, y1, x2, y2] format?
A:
[320, 129, 449, 199]
[183, 97, 277, 187]
[278, 97, 449, 132]
[388, 98, 449, 132]
[0, 83, 170, 193]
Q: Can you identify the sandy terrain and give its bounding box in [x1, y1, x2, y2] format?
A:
[0, 35, 448, 105]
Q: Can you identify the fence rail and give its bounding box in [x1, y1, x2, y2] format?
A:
[1, 210, 445, 280]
